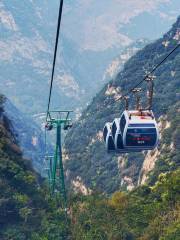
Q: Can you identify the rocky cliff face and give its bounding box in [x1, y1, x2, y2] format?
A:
[64, 17, 180, 194]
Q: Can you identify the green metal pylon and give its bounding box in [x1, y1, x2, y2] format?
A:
[45, 111, 73, 209]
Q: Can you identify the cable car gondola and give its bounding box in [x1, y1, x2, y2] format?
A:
[120, 110, 159, 151]
[112, 118, 127, 153]
[103, 122, 115, 152]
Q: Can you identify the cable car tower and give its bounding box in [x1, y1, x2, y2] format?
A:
[44, 0, 73, 210]
[45, 111, 72, 209]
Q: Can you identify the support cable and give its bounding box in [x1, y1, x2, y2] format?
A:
[46, 0, 64, 121]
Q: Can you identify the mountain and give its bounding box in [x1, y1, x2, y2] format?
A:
[0, 0, 179, 123]
[64, 17, 180, 194]
[1, 92, 179, 239]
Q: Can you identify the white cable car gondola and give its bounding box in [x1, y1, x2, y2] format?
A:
[112, 118, 127, 153]
[103, 122, 115, 152]
[120, 110, 159, 151]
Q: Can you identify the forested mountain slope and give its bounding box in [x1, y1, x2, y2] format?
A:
[65, 17, 180, 194]
[0, 96, 68, 239]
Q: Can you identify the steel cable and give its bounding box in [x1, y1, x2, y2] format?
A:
[46, 0, 64, 121]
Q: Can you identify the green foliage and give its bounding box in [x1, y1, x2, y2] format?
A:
[70, 169, 180, 240]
